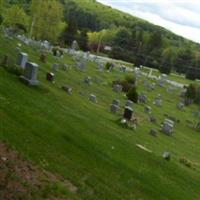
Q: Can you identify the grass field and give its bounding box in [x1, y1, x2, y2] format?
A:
[0, 33, 200, 200]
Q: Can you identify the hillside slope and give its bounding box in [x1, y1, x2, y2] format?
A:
[0, 33, 200, 199]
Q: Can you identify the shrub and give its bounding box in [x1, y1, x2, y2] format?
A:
[105, 62, 114, 70]
[126, 86, 138, 103]
[125, 74, 136, 85]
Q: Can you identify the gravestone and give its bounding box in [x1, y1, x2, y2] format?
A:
[52, 63, 59, 72]
[113, 84, 122, 93]
[159, 74, 168, 87]
[20, 62, 39, 85]
[112, 99, 120, 106]
[163, 152, 171, 161]
[1, 55, 9, 67]
[123, 106, 133, 120]
[154, 98, 162, 107]
[89, 94, 97, 103]
[46, 72, 55, 82]
[110, 104, 120, 114]
[177, 102, 184, 110]
[126, 100, 133, 107]
[149, 129, 157, 137]
[62, 64, 68, 71]
[17, 52, 28, 69]
[61, 85, 72, 95]
[119, 65, 126, 72]
[149, 115, 157, 123]
[84, 76, 92, 85]
[144, 106, 152, 114]
[162, 119, 174, 136]
[76, 61, 86, 71]
[138, 93, 147, 103]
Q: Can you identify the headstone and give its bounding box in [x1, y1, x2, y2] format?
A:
[149, 129, 157, 137]
[144, 106, 152, 114]
[89, 94, 97, 103]
[163, 152, 171, 161]
[162, 119, 174, 136]
[17, 52, 28, 69]
[20, 62, 39, 85]
[177, 102, 185, 110]
[110, 104, 120, 114]
[76, 61, 86, 71]
[126, 100, 133, 107]
[84, 76, 92, 85]
[138, 93, 147, 104]
[149, 115, 157, 123]
[52, 63, 59, 72]
[119, 65, 126, 72]
[123, 106, 133, 120]
[61, 85, 72, 95]
[46, 72, 55, 82]
[1, 55, 9, 67]
[113, 84, 122, 93]
[154, 98, 162, 107]
[112, 99, 120, 106]
[62, 64, 68, 71]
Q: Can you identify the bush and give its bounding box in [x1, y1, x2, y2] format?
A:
[125, 74, 136, 85]
[126, 86, 138, 103]
[105, 62, 114, 70]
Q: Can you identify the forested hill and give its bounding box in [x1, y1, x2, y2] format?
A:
[2, 0, 200, 79]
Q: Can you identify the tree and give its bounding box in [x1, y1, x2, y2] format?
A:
[30, 0, 65, 42]
[3, 5, 28, 32]
[127, 86, 138, 103]
[77, 29, 89, 51]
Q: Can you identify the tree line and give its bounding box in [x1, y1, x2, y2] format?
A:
[1, 0, 200, 80]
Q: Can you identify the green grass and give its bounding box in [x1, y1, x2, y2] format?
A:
[0, 33, 200, 200]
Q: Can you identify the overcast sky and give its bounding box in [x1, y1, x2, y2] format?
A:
[97, 0, 200, 43]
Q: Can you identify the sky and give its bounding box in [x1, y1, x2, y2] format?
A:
[97, 0, 200, 43]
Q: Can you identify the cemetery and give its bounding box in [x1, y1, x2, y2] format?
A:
[0, 31, 200, 200]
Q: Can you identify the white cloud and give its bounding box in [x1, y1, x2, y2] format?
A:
[97, 0, 200, 43]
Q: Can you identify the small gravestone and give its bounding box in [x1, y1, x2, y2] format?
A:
[52, 63, 59, 72]
[113, 84, 122, 93]
[119, 65, 126, 72]
[154, 98, 162, 107]
[163, 152, 171, 161]
[149, 129, 157, 137]
[97, 63, 104, 71]
[61, 85, 72, 95]
[144, 106, 152, 114]
[84, 76, 92, 85]
[126, 100, 133, 107]
[76, 61, 86, 71]
[110, 104, 120, 114]
[149, 115, 157, 123]
[17, 52, 28, 69]
[20, 62, 39, 85]
[46, 72, 55, 82]
[138, 93, 147, 104]
[123, 106, 133, 120]
[112, 99, 120, 106]
[177, 102, 184, 110]
[162, 119, 174, 136]
[40, 51, 47, 63]
[89, 94, 97, 103]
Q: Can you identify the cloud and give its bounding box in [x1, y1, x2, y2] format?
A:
[97, 0, 200, 43]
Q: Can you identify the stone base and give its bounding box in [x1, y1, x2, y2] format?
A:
[20, 75, 39, 86]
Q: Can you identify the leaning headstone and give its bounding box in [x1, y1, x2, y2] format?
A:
[163, 152, 171, 161]
[149, 115, 157, 124]
[113, 84, 122, 93]
[89, 94, 97, 103]
[126, 100, 133, 107]
[123, 106, 133, 121]
[110, 104, 120, 114]
[46, 72, 55, 83]
[20, 62, 39, 85]
[61, 85, 72, 95]
[17, 52, 28, 69]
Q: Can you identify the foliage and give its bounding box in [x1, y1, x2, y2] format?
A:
[185, 84, 200, 104]
[126, 86, 138, 103]
[30, 0, 65, 42]
[3, 5, 29, 32]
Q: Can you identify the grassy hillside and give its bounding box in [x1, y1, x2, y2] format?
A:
[0, 33, 200, 199]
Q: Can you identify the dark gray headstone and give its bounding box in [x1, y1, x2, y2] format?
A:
[123, 106, 133, 120]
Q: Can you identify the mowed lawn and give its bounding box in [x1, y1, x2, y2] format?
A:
[0, 34, 200, 200]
